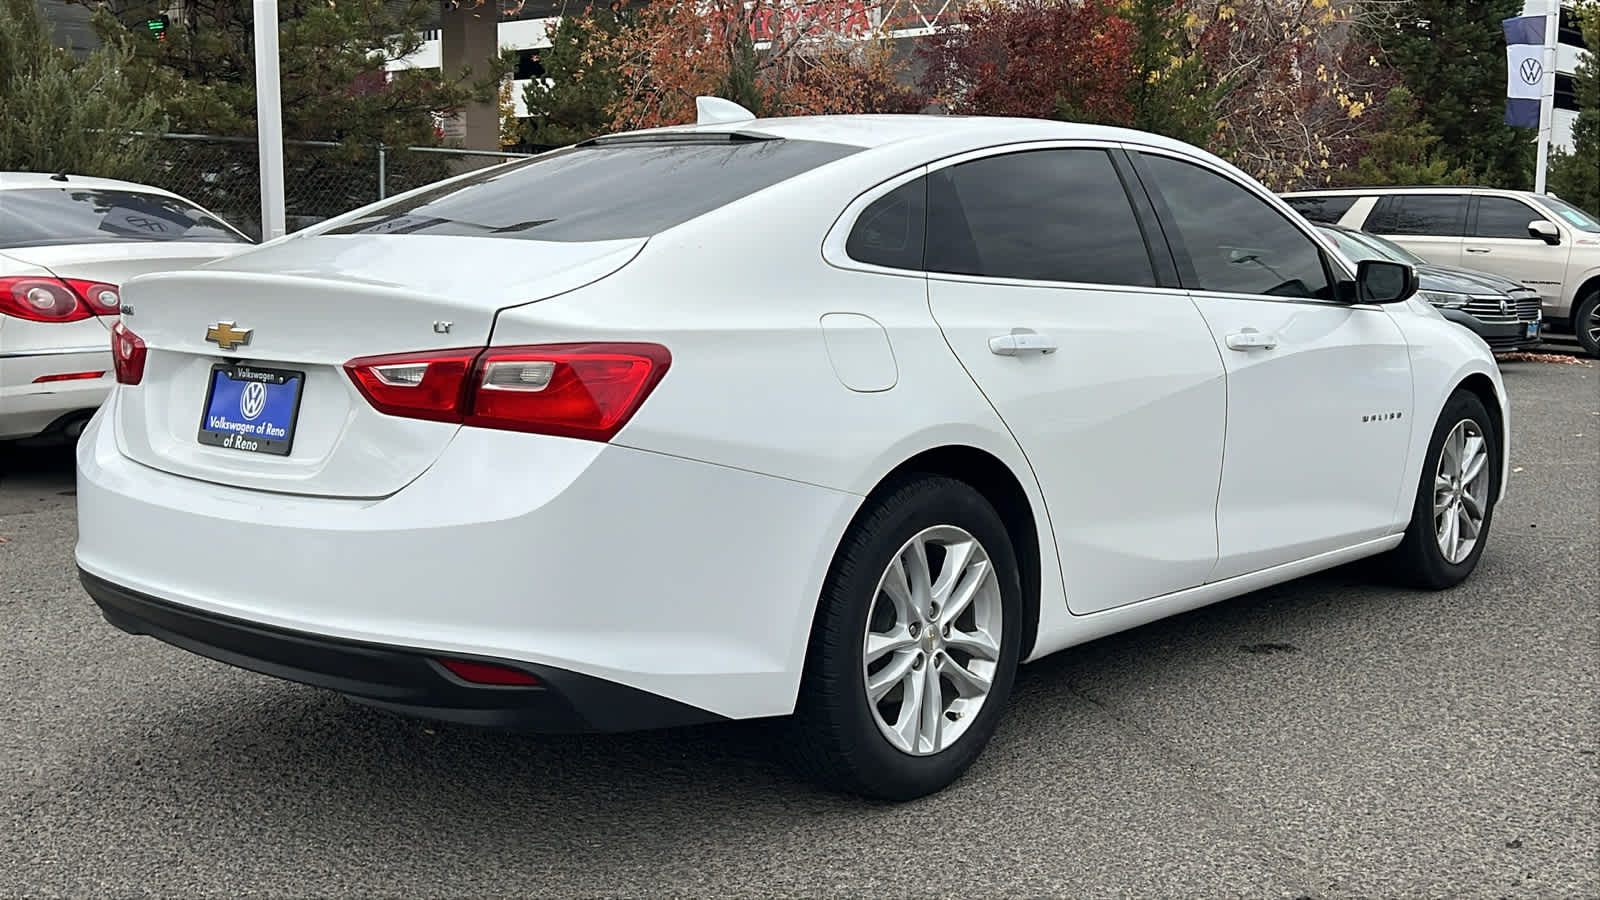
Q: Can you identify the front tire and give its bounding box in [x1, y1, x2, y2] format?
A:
[1573, 291, 1600, 358]
[787, 476, 1023, 801]
[1385, 390, 1499, 589]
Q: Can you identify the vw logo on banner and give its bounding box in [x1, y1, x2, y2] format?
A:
[1520, 57, 1544, 86]
[240, 380, 268, 421]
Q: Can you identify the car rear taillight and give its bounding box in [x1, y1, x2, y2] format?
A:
[434, 658, 541, 687]
[111, 321, 147, 385]
[0, 276, 93, 322]
[345, 343, 671, 442]
[63, 279, 122, 316]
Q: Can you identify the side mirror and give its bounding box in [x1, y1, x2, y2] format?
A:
[1528, 220, 1561, 245]
[1355, 259, 1418, 304]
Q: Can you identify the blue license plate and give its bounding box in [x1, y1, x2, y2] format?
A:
[1526, 321, 1540, 339]
[196, 363, 305, 456]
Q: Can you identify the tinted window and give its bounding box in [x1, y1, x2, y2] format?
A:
[847, 178, 926, 270]
[324, 138, 860, 242]
[1538, 195, 1600, 232]
[1138, 154, 1332, 299]
[924, 149, 1156, 286]
[0, 188, 250, 249]
[1285, 195, 1358, 224]
[1473, 197, 1544, 239]
[1386, 195, 1466, 236]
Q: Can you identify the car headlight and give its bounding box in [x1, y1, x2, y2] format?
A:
[1417, 290, 1472, 309]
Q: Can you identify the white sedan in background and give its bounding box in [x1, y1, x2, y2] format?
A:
[0, 173, 252, 444]
[75, 104, 1509, 801]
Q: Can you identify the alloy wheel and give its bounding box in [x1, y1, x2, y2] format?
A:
[862, 525, 1003, 756]
[1433, 418, 1490, 564]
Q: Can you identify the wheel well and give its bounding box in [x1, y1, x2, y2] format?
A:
[1574, 275, 1600, 318]
[865, 446, 1043, 660]
[1455, 373, 1505, 473]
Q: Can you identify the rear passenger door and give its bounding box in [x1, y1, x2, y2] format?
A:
[921, 145, 1228, 614]
[1363, 193, 1469, 267]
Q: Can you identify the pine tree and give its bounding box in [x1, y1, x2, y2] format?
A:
[1344, 86, 1477, 185]
[1123, 0, 1225, 148]
[0, 0, 164, 180]
[521, 6, 632, 147]
[1371, 0, 1533, 188]
[1548, 1, 1599, 213]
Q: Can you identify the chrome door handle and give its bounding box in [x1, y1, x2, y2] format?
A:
[1465, 247, 1491, 254]
[1225, 328, 1278, 351]
[988, 329, 1058, 356]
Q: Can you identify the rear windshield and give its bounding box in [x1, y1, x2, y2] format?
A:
[0, 187, 250, 249]
[323, 137, 861, 242]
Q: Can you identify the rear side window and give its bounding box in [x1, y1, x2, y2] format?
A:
[324, 138, 860, 242]
[1473, 196, 1544, 239]
[0, 188, 250, 249]
[1371, 195, 1467, 236]
[923, 149, 1157, 286]
[847, 178, 926, 270]
[1285, 195, 1358, 224]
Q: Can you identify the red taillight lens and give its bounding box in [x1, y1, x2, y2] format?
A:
[345, 343, 670, 442]
[435, 658, 541, 686]
[33, 371, 106, 383]
[62, 279, 122, 315]
[111, 321, 147, 385]
[0, 276, 92, 322]
[343, 348, 479, 423]
[467, 343, 671, 441]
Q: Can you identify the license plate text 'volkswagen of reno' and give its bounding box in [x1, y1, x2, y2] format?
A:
[196, 363, 305, 456]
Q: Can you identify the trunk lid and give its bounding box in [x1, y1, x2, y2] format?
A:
[0, 242, 252, 288]
[111, 234, 645, 498]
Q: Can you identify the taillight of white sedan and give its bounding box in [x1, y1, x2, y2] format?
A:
[75, 104, 1511, 801]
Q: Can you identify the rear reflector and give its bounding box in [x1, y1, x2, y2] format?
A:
[435, 658, 541, 686]
[111, 321, 147, 385]
[33, 371, 106, 383]
[344, 343, 671, 442]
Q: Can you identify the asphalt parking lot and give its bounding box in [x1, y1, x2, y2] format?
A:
[1, 358, 1595, 899]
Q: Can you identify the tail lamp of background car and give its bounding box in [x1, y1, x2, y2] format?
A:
[0, 277, 121, 322]
[111, 322, 147, 385]
[345, 343, 672, 442]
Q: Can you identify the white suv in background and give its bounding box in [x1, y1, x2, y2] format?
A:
[1281, 186, 1600, 356]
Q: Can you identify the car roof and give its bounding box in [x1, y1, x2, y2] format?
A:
[0, 171, 187, 197]
[1281, 185, 1518, 196]
[608, 113, 1211, 158]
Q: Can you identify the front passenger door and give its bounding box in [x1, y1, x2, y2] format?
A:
[1130, 150, 1415, 580]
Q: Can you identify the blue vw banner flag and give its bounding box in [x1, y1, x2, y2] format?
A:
[1503, 14, 1546, 127]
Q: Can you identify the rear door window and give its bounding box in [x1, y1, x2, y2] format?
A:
[923, 149, 1158, 286]
[1378, 195, 1468, 236]
[0, 188, 251, 249]
[324, 137, 861, 242]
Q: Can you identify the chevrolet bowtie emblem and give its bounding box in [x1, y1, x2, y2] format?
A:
[205, 321, 253, 351]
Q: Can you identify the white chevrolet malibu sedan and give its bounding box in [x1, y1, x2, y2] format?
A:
[75, 104, 1509, 800]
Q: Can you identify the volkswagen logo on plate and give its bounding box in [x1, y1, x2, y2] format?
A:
[240, 380, 268, 421]
[1520, 58, 1543, 86]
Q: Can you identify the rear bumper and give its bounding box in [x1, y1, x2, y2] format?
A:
[81, 569, 725, 732]
[74, 397, 860, 722]
[0, 348, 111, 440]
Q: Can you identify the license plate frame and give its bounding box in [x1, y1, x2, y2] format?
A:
[195, 362, 306, 457]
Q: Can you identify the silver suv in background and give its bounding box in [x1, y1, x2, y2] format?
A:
[1281, 186, 1600, 356]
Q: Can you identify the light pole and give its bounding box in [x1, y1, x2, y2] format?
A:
[253, 0, 287, 240]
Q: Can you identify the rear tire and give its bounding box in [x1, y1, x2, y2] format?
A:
[786, 476, 1022, 801]
[1574, 291, 1600, 358]
[1384, 390, 1499, 589]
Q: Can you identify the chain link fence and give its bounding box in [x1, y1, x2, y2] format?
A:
[140, 134, 540, 241]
